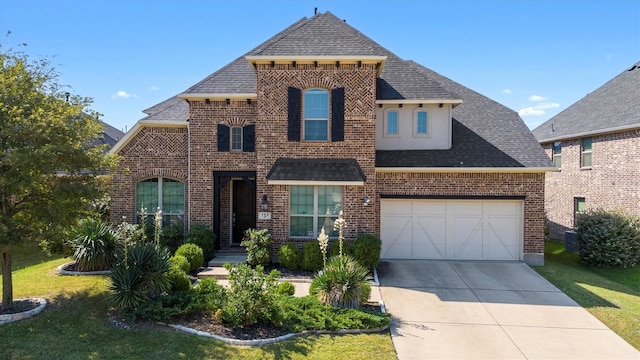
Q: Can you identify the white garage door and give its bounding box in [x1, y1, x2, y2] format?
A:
[380, 199, 523, 261]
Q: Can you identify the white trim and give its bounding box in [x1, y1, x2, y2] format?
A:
[375, 167, 557, 173]
[177, 93, 257, 101]
[245, 55, 387, 76]
[377, 99, 463, 106]
[109, 120, 188, 155]
[537, 123, 640, 143]
[267, 180, 365, 186]
[413, 108, 430, 138]
[383, 108, 400, 137]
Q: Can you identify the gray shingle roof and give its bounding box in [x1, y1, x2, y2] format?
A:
[89, 121, 125, 149]
[266, 158, 366, 182]
[141, 96, 189, 122]
[532, 62, 640, 142]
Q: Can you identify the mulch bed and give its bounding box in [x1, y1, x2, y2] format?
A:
[0, 299, 42, 315]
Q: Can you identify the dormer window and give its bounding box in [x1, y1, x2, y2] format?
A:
[385, 109, 399, 137]
[414, 110, 429, 137]
[303, 88, 329, 141]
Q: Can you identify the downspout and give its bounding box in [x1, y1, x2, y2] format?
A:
[187, 119, 191, 232]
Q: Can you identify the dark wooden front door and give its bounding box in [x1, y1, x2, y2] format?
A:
[232, 179, 256, 244]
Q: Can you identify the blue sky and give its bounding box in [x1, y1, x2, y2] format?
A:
[1, 0, 638, 132]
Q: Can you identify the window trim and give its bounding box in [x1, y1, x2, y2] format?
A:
[384, 109, 400, 137]
[303, 88, 330, 141]
[552, 141, 562, 168]
[413, 109, 430, 137]
[289, 185, 342, 238]
[581, 137, 592, 168]
[135, 177, 185, 224]
[231, 126, 243, 151]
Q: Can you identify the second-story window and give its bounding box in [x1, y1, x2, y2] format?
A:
[385, 110, 399, 136]
[303, 88, 329, 141]
[231, 127, 242, 151]
[414, 110, 429, 136]
[581, 137, 592, 168]
[553, 141, 562, 168]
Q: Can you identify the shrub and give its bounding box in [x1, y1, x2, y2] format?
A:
[125, 290, 196, 322]
[241, 228, 273, 267]
[221, 263, 281, 327]
[167, 267, 191, 292]
[110, 243, 171, 310]
[576, 209, 640, 268]
[278, 243, 301, 270]
[309, 255, 370, 309]
[169, 255, 190, 274]
[193, 278, 227, 313]
[160, 222, 185, 254]
[175, 243, 204, 272]
[302, 241, 324, 272]
[186, 224, 216, 261]
[68, 218, 121, 271]
[360, 282, 371, 306]
[116, 222, 147, 245]
[352, 234, 382, 270]
[277, 281, 296, 297]
[329, 240, 351, 258]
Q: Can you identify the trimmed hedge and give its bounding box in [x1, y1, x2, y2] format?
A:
[302, 241, 323, 272]
[278, 242, 302, 270]
[352, 234, 382, 270]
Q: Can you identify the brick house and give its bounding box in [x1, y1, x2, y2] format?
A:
[533, 62, 640, 241]
[110, 12, 553, 265]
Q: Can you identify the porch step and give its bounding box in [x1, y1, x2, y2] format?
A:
[197, 253, 248, 280]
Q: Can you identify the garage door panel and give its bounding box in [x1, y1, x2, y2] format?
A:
[381, 199, 522, 261]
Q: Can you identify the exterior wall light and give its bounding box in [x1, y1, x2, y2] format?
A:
[261, 195, 269, 210]
[363, 196, 370, 206]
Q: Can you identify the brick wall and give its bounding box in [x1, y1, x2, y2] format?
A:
[110, 126, 188, 224]
[376, 172, 546, 256]
[542, 129, 640, 240]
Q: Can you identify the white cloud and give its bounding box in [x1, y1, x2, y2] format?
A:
[528, 95, 547, 102]
[605, 54, 612, 61]
[518, 107, 545, 116]
[537, 102, 560, 110]
[112, 90, 136, 99]
[501, 88, 512, 94]
[150, 86, 158, 91]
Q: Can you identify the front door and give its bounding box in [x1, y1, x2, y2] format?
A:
[232, 179, 256, 244]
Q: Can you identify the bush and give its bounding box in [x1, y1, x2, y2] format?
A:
[309, 255, 370, 308]
[169, 255, 190, 274]
[328, 240, 351, 258]
[277, 281, 296, 297]
[125, 290, 196, 322]
[186, 224, 216, 261]
[160, 222, 185, 254]
[167, 267, 191, 292]
[116, 222, 147, 245]
[68, 218, 121, 271]
[193, 278, 227, 313]
[221, 263, 281, 327]
[360, 282, 371, 305]
[110, 243, 171, 310]
[302, 241, 324, 272]
[278, 243, 301, 270]
[352, 234, 382, 270]
[175, 243, 204, 272]
[576, 209, 640, 268]
[241, 228, 273, 267]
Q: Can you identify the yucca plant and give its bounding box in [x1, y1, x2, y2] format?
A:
[110, 243, 171, 310]
[309, 255, 370, 308]
[69, 218, 121, 271]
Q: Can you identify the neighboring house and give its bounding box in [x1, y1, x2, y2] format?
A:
[533, 62, 640, 241]
[110, 12, 554, 265]
[92, 121, 125, 150]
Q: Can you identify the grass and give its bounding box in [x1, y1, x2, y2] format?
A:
[0, 243, 396, 359]
[535, 241, 640, 350]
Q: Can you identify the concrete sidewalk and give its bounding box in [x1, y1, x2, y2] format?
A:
[378, 260, 639, 359]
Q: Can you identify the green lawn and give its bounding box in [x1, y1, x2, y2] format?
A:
[1, 243, 396, 359]
[535, 241, 640, 350]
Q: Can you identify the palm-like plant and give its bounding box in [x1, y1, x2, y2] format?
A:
[69, 218, 121, 271]
[309, 255, 370, 308]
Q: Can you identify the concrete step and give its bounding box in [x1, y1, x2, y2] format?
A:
[197, 266, 229, 279]
[207, 254, 247, 267]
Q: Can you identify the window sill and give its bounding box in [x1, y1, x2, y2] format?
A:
[580, 166, 592, 171]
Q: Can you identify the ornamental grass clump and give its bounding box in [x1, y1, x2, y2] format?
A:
[69, 217, 122, 271]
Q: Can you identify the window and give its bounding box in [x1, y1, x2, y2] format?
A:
[553, 141, 562, 168]
[303, 89, 329, 141]
[414, 110, 429, 136]
[231, 127, 242, 151]
[136, 178, 185, 225]
[574, 197, 586, 228]
[385, 110, 399, 136]
[581, 137, 592, 167]
[290, 185, 342, 238]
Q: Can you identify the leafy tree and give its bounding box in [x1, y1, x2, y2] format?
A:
[0, 44, 116, 308]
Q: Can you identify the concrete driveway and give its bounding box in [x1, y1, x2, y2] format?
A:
[377, 260, 639, 359]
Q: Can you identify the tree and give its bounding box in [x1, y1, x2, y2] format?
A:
[0, 45, 117, 308]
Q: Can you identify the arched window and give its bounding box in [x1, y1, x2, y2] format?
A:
[384, 109, 400, 137]
[136, 178, 184, 225]
[414, 109, 429, 137]
[303, 88, 329, 141]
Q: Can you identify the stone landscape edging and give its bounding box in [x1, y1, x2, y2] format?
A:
[56, 261, 112, 276]
[0, 298, 47, 325]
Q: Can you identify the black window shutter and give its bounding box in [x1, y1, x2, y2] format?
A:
[243, 125, 255, 152]
[331, 87, 345, 141]
[217, 124, 229, 152]
[288, 87, 301, 141]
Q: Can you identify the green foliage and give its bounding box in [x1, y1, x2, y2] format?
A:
[193, 277, 227, 313]
[159, 222, 185, 254]
[241, 228, 273, 267]
[352, 234, 382, 270]
[68, 218, 121, 271]
[221, 263, 281, 327]
[186, 224, 216, 261]
[116, 222, 147, 245]
[576, 209, 640, 268]
[166, 267, 191, 292]
[169, 255, 190, 274]
[277, 281, 296, 297]
[109, 243, 171, 310]
[329, 240, 351, 258]
[0, 46, 117, 305]
[310, 255, 371, 308]
[278, 242, 301, 270]
[360, 282, 372, 306]
[174, 243, 204, 272]
[302, 241, 324, 272]
[124, 290, 196, 322]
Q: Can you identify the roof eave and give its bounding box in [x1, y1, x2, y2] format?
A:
[177, 93, 258, 101]
[537, 123, 640, 143]
[376, 99, 463, 107]
[245, 55, 387, 76]
[375, 167, 557, 173]
[109, 120, 188, 155]
[266, 180, 365, 186]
